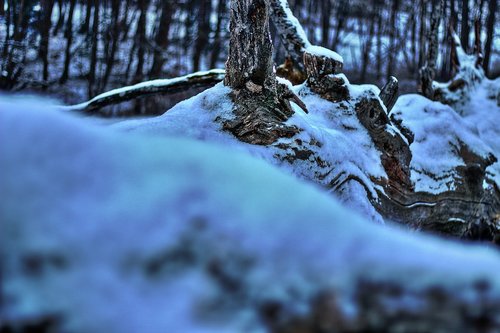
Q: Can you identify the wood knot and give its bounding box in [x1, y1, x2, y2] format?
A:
[245, 80, 263, 94]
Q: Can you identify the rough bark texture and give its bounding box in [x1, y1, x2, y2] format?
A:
[223, 0, 303, 145]
[302, 51, 349, 103]
[268, 0, 309, 71]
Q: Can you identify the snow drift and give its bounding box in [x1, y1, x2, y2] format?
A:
[1, 97, 500, 332]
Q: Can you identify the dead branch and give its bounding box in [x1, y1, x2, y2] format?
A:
[379, 76, 399, 114]
[269, 0, 343, 83]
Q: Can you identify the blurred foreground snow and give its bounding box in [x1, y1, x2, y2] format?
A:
[1, 96, 500, 332]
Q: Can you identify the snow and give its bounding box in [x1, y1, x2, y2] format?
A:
[2, 96, 500, 333]
[277, 0, 344, 64]
[306, 45, 344, 63]
[392, 89, 499, 193]
[115, 81, 387, 224]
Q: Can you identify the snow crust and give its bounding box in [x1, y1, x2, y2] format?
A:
[2, 96, 500, 333]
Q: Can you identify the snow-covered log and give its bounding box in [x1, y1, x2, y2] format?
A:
[101, 0, 499, 241]
[2, 98, 500, 333]
[62, 69, 225, 113]
[431, 26, 499, 113]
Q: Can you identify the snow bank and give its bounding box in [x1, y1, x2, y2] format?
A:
[392, 85, 499, 193]
[2, 96, 500, 333]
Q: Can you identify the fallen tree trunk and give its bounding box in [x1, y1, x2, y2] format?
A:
[62, 0, 499, 242]
[62, 69, 225, 113]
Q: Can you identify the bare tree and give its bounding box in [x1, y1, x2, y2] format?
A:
[483, 0, 498, 76]
[460, 0, 470, 51]
[149, 1, 175, 78]
[39, 0, 55, 86]
[419, 0, 444, 99]
[60, 0, 76, 84]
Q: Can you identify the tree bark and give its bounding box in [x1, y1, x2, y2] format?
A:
[223, 0, 304, 145]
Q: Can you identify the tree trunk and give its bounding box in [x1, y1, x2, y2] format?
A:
[223, 0, 303, 145]
[387, 0, 400, 78]
[0, 0, 4, 16]
[192, 0, 211, 72]
[80, 0, 92, 34]
[100, 0, 121, 89]
[483, 0, 497, 76]
[418, 0, 427, 69]
[209, 0, 226, 69]
[39, 0, 55, 86]
[360, 9, 376, 82]
[133, 0, 149, 83]
[149, 1, 174, 78]
[419, 0, 444, 99]
[460, 0, 470, 52]
[53, 0, 65, 35]
[88, 0, 100, 98]
[59, 0, 76, 84]
[321, 0, 331, 46]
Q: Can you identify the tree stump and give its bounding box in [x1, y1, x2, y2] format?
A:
[222, 0, 305, 145]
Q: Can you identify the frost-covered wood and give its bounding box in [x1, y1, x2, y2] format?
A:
[379, 76, 399, 113]
[63, 70, 225, 113]
[60, 0, 499, 242]
[432, 25, 498, 111]
[269, 0, 343, 83]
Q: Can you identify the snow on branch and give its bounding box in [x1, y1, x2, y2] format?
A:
[62, 69, 225, 113]
[269, 0, 343, 71]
